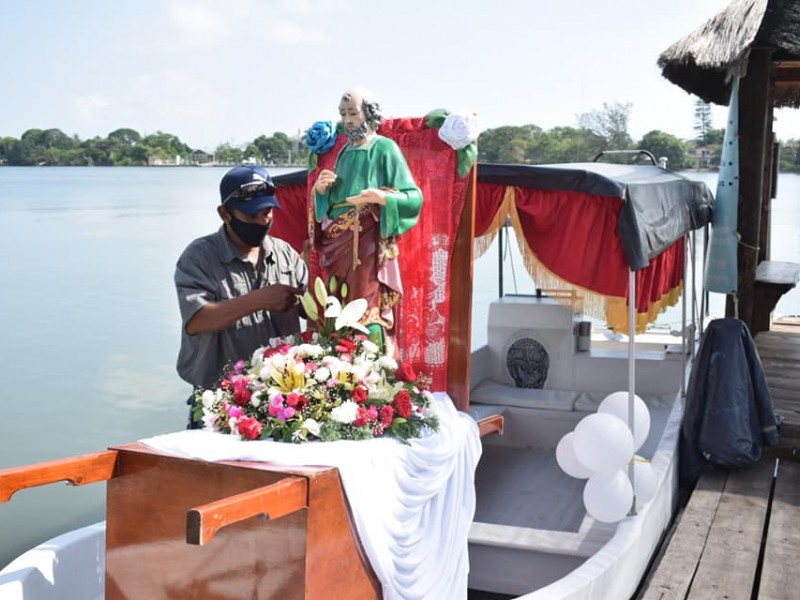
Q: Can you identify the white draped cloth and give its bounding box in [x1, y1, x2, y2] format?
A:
[140, 393, 481, 600]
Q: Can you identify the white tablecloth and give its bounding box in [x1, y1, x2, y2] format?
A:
[140, 392, 481, 600]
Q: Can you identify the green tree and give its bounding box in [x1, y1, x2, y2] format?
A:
[693, 99, 713, 144]
[141, 131, 191, 163]
[214, 143, 244, 165]
[546, 126, 607, 163]
[577, 102, 633, 150]
[478, 125, 540, 163]
[638, 130, 690, 170]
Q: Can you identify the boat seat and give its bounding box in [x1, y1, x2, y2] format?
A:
[471, 380, 595, 412]
[469, 403, 507, 437]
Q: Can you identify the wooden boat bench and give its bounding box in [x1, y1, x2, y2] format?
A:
[639, 457, 800, 599]
[752, 260, 800, 336]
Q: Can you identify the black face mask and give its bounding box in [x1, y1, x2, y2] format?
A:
[227, 212, 271, 247]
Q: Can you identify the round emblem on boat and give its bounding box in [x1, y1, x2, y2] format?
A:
[506, 338, 549, 389]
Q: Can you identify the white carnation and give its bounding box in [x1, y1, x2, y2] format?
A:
[438, 111, 480, 150]
[201, 390, 216, 409]
[250, 391, 263, 408]
[314, 366, 331, 382]
[331, 400, 359, 424]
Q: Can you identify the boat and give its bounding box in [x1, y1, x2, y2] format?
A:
[0, 117, 713, 599]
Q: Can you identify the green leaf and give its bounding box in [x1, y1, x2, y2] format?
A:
[456, 143, 478, 178]
[424, 108, 449, 129]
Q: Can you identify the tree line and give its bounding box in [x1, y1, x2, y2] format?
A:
[3, 101, 800, 171]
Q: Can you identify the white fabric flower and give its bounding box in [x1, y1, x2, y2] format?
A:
[331, 400, 359, 424]
[438, 111, 480, 150]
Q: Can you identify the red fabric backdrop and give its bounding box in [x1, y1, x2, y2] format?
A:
[274, 118, 468, 389]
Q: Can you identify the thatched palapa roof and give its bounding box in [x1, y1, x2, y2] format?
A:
[658, 0, 800, 106]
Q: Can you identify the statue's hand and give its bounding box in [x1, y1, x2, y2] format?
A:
[346, 188, 387, 206]
[314, 169, 337, 194]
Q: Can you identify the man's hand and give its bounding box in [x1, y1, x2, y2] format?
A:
[257, 284, 304, 312]
[346, 188, 387, 206]
[314, 169, 337, 194]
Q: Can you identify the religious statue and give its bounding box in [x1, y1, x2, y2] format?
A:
[312, 87, 423, 353]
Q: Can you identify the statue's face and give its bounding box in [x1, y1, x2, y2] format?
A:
[339, 95, 365, 133]
[339, 92, 371, 143]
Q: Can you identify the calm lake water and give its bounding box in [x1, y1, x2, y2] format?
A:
[1, 166, 799, 570]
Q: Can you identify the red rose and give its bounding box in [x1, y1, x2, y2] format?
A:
[335, 338, 358, 354]
[392, 390, 413, 418]
[232, 378, 252, 406]
[351, 386, 368, 404]
[394, 362, 417, 383]
[238, 417, 263, 440]
[286, 392, 301, 407]
[379, 405, 394, 427]
[300, 330, 315, 343]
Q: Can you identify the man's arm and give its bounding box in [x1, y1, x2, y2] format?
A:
[186, 284, 302, 335]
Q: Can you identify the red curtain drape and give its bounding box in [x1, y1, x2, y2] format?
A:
[475, 183, 685, 332]
[275, 119, 467, 389]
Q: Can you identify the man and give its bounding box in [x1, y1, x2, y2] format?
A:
[312, 87, 422, 353]
[176, 165, 308, 426]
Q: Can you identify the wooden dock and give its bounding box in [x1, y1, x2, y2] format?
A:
[639, 319, 800, 600]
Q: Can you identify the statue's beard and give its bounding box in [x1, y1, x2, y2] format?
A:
[345, 122, 369, 143]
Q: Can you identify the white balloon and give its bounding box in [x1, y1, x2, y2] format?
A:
[632, 457, 658, 508]
[573, 413, 634, 475]
[599, 391, 651, 452]
[583, 470, 634, 523]
[556, 432, 594, 479]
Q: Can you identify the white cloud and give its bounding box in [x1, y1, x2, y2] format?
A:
[74, 94, 113, 121]
[161, 0, 329, 49]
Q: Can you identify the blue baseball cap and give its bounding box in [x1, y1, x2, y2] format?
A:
[219, 165, 281, 215]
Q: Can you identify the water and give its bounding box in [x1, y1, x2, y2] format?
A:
[1, 166, 800, 570]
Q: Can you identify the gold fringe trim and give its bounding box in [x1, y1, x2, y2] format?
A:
[472, 185, 685, 335]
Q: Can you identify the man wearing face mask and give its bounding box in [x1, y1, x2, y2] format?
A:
[175, 165, 308, 427]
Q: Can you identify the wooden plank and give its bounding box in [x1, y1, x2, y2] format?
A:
[686, 461, 774, 600]
[758, 461, 800, 599]
[640, 471, 727, 600]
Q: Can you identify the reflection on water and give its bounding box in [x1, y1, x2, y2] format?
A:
[1, 167, 800, 569]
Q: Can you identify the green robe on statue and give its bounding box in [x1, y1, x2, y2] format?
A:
[314, 135, 423, 345]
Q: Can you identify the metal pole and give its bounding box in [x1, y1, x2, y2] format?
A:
[628, 268, 637, 516]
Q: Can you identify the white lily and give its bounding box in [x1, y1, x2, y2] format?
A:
[324, 297, 369, 334]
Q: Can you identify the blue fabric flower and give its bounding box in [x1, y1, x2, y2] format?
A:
[306, 121, 337, 155]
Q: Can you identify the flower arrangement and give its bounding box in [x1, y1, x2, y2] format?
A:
[192, 277, 439, 443]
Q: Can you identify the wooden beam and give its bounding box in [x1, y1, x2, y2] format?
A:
[736, 47, 774, 328]
[447, 166, 477, 412]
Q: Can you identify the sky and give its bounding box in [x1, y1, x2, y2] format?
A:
[4, 0, 800, 152]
